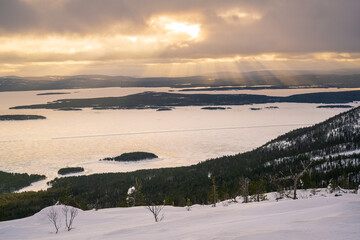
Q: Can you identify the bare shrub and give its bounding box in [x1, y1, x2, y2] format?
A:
[47, 207, 61, 234]
[146, 204, 164, 222]
[240, 178, 250, 203]
[62, 205, 78, 231]
[273, 159, 314, 199]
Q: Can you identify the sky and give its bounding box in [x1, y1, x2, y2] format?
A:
[0, 0, 360, 77]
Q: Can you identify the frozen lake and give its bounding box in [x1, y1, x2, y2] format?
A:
[0, 87, 358, 188]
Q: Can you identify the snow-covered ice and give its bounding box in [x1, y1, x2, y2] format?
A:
[2, 87, 359, 192]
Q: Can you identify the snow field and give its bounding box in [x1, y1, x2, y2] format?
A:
[1, 189, 359, 240]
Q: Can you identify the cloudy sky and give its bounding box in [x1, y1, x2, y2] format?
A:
[1, 0, 360, 76]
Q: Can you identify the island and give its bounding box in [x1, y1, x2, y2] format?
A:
[265, 106, 279, 109]
[0, 115, 46, 121]
[101, 152, 158, 162]
[57, 107, 82, 111]
[157, 107, 173, 111]
[317, 105, 353, 109]
[10, 90, 360, 110]
[58, 167, 84, 175]
[201, 107, 227, 110]
[37, 92, 71, 96]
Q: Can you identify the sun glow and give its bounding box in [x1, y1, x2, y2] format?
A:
[151, 17, 201, 41]
[164, 21, 200, 39]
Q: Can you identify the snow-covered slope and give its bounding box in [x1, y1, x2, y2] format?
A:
[255, 106, 360, 185]
[265, 105, 360, 152]
[1, 190, 359, 240]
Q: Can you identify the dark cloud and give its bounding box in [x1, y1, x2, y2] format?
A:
[160, 0, 360, 57]
[0, 0, 39, 32]
[0, 0, 359, 56]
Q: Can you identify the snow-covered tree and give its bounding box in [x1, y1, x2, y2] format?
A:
[126, 186, 136, 206]
[127, 178, 145, 206]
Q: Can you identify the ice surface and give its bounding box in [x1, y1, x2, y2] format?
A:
[1, 88, 359, 191]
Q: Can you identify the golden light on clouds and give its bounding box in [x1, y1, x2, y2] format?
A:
[148, 16, 203, 47]
[0, 15, 203, 64]
[217, 9, 262, 24]
[163, 19, 200, 40]
[0, 35, 99, 54]
[0, 0, 359, 76]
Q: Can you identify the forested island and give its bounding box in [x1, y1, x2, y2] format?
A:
[0, 115, 46, 121]
[156, 108, 173, 111]
[201, 107, 227, 110]
[10, 90, 360, 110]
[57, 107, 82, 111]
[265, 106, 279, 109]
[101, 152, 158, 162]
[317, 105, 353, 109]
[37, 92, 70, 96]
[58, 167, 84, 175]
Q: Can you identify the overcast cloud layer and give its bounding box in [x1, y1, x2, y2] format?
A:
[0, 0, 360, 76]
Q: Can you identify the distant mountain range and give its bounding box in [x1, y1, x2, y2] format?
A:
[2, 71, 360, 91]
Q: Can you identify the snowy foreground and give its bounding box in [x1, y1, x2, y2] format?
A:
[1, 189, 359, 240]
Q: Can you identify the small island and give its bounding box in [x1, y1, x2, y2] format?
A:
[101, 152, 158, 162]
[265, 106, 279, 109]
[157, 107, 173, 111]
[0, 115, 46, 121]
[37, 92, 70, 96]
[58, 167, 84, 175]
[57, 107, 82, 111]
[201, 107, 227, 110]
[317, 105, 353, 109]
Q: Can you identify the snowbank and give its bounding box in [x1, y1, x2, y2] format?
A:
[0, 189, 359, 240]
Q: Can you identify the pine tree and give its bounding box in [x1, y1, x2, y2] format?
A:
[249, 178, 266, 202]
[208, 177, 218, 207]
[186, 198, 192, 211]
